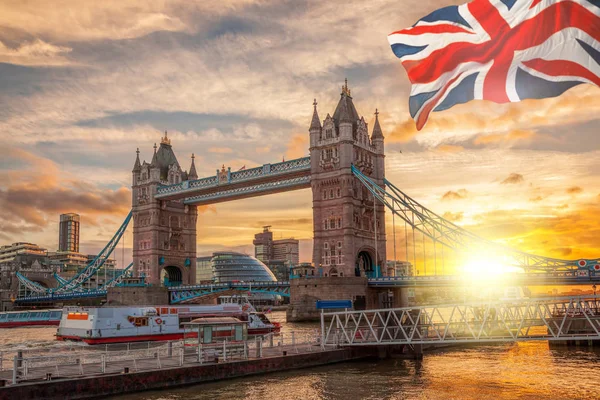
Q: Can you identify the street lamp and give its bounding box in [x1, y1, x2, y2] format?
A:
[593, 284, 598, 315]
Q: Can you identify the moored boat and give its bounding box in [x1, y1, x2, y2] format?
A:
[0, 309, 62, 328]
[56, 303, 280, 344]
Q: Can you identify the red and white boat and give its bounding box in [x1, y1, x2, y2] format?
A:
[56, 303, 280, 344]
[0, 309, 62, 328]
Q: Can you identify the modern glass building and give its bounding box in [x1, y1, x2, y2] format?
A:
[59, 213, 80, 253]
[211, 251, 276, 283]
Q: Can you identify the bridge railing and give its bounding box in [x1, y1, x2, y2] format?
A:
[321, 296, 600, 347]
[5, 330, 321, 384]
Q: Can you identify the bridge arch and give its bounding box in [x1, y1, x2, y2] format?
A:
[356, 248, 374, 277]
[161, 265, 183, 287]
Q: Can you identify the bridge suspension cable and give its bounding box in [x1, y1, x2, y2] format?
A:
[16, 211, 133, 298]
[351, 165, 598, 273]
[53, 210, 132, 293]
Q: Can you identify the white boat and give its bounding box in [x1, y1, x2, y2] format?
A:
[56, 303, 280, 344]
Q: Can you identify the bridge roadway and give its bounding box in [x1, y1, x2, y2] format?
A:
[15, 273, 600, 304]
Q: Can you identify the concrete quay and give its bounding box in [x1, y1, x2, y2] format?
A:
[0, 345, 379, 400]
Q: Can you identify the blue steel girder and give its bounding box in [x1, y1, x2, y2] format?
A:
[169, 281, 291, 303]
[351, 165, 600, 273]
[155, 157, 311, 202]
[184, 176, 311, 205]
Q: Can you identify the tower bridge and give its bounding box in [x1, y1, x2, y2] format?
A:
[14, 80, 600, 312]
[131, 80, 386, 287]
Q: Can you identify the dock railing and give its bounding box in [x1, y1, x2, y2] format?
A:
[2, 329, 321, 385]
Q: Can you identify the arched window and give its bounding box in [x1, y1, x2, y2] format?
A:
[337, 188, 341, 197]
[323, 191, 327, 200]
[337, 218, 342, 229]
[329, 190, 334, 199]
[324, 242, 329, 250]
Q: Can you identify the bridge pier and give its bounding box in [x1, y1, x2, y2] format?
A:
[287, 277, 368, 322]
[366, 286, 410, 309]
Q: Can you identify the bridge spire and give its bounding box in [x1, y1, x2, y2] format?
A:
[310, 98, 321, 130]
[372, 108, 384, 139]
[151, 143, 158, 166]
[132, 148, 141, 172]
[189, 153, 198, 180]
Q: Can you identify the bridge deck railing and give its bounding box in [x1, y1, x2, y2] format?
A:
[321, 297, 600, 347]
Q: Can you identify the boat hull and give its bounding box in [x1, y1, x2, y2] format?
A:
[56, 326, 280, 345]
[0, 320, 60, 328]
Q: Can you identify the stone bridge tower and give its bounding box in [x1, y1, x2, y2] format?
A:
[131, 132, 198, 286]
[310, 80, 386, 278]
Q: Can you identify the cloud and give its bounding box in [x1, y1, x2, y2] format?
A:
[0, 39, 73, 66]
[501, 173, 524, 185]
[441, 189, 469, 201]
[285, 133, 308, 160]
[0, 146, 130, 243]
[208, 147, 234, 154]
[443, 212, 464, 222]
[566, 186, 583, 195]
[436, 144, 464, 153]
[473, 129, 537, 146]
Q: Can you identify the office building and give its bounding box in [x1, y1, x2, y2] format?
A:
[59, 213, 80, 253]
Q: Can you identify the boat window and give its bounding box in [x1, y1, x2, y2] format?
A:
[18, 313, 28, 320]
[161, 307, 169, 315]
[50, 311, 61, 319]
[0, 314, 6, 321]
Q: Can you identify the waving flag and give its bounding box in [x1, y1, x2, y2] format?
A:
[388, 0, 600, 130]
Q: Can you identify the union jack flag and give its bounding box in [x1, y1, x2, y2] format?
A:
[388, 0, 600, 130]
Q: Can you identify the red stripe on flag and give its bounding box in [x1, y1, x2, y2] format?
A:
[523, 58, 600, 86]
[390, 24, 473, 36]
[530, 0, 543, 9]
[404, 2, 600, 85]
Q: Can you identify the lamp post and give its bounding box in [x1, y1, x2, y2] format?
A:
[593, 284, 598, 315]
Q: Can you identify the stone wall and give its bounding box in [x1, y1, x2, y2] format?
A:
[286, 276, 367, 322]
[106, 286, 169, 306]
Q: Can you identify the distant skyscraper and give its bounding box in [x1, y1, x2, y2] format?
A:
[253, 226, 273, 263]
[58, 213, 80, 253]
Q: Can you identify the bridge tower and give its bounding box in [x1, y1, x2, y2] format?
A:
[309, 80, 386, 278]
[131, 132, 197, 286]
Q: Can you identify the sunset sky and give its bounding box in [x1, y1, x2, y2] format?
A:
[1, 0, 599, 269]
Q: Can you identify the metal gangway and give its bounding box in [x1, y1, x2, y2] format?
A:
[321, 296, 600, 347]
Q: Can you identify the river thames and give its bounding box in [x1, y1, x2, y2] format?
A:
[2, 312, 599, 400]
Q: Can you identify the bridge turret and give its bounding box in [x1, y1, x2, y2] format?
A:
[371, 109, 385, 181]
[188, 153, 198, 180]
[149, 143, 161, 182]
[309, 99, 322, 149]
[310, 80, 386, 279]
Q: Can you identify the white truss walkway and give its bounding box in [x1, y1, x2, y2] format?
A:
[321, 297, 600, 347]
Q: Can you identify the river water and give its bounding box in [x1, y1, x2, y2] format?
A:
[2, 312, 600, 400]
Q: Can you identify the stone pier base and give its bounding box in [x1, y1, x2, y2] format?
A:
[286, 277, 368, 322]
[107, 286, 169, 306]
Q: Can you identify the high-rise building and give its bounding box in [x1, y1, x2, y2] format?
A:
[253, 226, 273, 263]
[59, 213, 80, 253]
[272, 238, 299, 266]
[253, 226, 300, 280]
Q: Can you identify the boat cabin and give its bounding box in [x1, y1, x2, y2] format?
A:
[183, 317, 247, 344]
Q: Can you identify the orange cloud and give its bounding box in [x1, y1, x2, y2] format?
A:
[441, 189, 469, 201]
[443, 211, 464, 222]
[474, 129, 536, 146]
[208, 147, 233, 154]
[285, 133, 308, 160]
[436, 144, 464, 153]
[566, 186, 583, 195]
[501, 173, 524, 185]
